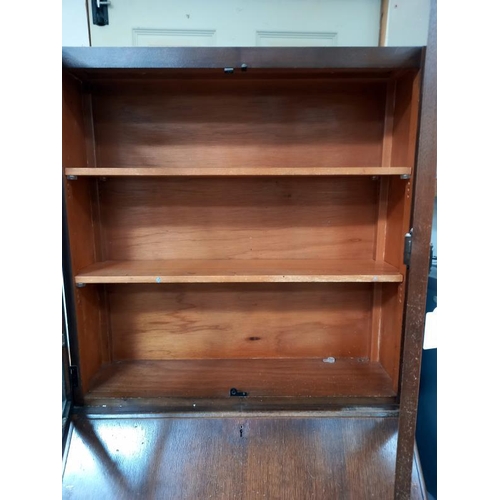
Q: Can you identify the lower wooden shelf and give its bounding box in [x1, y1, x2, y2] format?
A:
[86, 358, 396, 400]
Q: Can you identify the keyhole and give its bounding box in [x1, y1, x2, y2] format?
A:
[239, 425, 243, 438]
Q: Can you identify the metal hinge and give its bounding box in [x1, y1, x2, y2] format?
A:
[69, 366, 79, 388]
[404, 229, 413, 266]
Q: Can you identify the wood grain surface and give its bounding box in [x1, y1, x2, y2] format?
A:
[85, 358, 395, 399]
[105, 283, 373, 361]
[80, 397, 398, 414]
[61, 47, 432, 500]
[370, 80, 395, 362]
[98, 177, 379, 261]
[90, 79, 386, 169]
[65, 166, 412, 176]
[63, 415, 425, 499]
[379, 72, 421, 391]
[391, 72, 421, 171]
[63, 73, 106, 394]
[395, 1, 437, 497]
[62, 46, 423, 71]
[75, 259, 402, 284]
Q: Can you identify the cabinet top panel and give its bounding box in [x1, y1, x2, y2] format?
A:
[62, 47, 423, 76]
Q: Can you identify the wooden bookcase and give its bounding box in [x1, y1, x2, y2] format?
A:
[63, 45, 435, 499]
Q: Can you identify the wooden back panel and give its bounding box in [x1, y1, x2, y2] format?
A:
[99, 177, 379, 261]
[107, 283, 373, 361]
[90, 79, 386, 169]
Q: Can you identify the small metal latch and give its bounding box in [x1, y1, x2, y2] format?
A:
[229, 388, 248, 397]
[224, 67, 234, 74]
[69, 366, 79, 388]
[404, 229, 413, 266]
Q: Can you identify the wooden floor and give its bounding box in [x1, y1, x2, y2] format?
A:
[63, 415, 425, 499]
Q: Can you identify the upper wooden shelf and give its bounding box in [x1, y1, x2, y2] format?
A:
[75, 259, 403, 285]
[65, 167, 411, 178]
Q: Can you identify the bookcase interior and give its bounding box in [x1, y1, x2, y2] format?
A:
[63, 67, 419, 407]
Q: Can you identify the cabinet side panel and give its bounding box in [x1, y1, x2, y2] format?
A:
[379, 186, 409, 389]
[391, 72, 421, 170]
[380, 72, 421, 390]
[379, 282, 405, 388]
[107, 283, 373, 361]
[91, 79, 386, 169]
[63, 73, 108, 392]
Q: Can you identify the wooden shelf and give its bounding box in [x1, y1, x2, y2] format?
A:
[75, 259, 403, 284]
[86, 359, 396, 400]
[65, 167, 412, 177]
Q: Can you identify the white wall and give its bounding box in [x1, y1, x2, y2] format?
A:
[62, 0, 89, 46]
[383, 0, 431, 46]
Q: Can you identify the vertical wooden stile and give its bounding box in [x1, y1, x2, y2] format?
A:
[395, 0, 437, 497]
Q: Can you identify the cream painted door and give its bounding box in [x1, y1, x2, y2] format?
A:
[87, 0, 382, 47]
